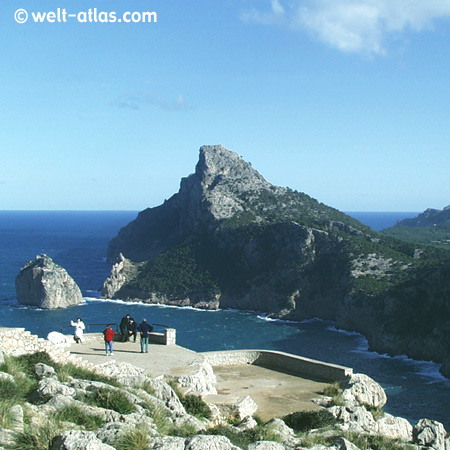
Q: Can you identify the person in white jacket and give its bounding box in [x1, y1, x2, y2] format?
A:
[70, 317, 85, 343]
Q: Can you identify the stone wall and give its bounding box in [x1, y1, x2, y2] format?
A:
[0, 327, 94, 370]
[203, 349, 353, 382]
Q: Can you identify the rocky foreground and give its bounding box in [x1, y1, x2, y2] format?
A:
[0, 348, 448, 450]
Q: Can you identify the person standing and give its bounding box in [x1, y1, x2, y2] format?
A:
[137, 318, 153, 353]
[119, 314, 130, 342]
[103, 324, 115, 356]
[128, 317, 138, 342]
[70, 317, 85, 343]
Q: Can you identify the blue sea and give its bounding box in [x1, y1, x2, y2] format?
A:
[1, 210, 449, 429]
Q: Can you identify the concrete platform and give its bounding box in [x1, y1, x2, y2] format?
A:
[68, 333, 203, 378]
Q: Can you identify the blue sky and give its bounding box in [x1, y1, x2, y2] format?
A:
[1, 0, 449, 211]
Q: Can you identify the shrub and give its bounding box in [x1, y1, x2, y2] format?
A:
[115, 424, 151, 450]
[55, 405, 105, 431]
[283, 409, 337, 433]
[181, 394, 211, 420]
[343, 432, 416, 450]
[0, 399, 18, 429]
[84, 387, 136, 415]
[11, 419, 63, 450]
[323, 382, 344, 406]
[167, 379, 211, 419]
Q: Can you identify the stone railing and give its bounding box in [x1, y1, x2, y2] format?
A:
[0, 327, 94, 369]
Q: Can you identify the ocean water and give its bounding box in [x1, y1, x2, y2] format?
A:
[1, 210, 449, 428]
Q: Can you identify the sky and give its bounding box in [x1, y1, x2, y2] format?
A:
[1, 0, 450, 212]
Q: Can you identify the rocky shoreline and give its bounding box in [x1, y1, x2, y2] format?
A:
[0, 331, 449, 450]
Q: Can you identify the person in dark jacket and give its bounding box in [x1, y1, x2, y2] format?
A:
[137, 318, 153, 353]
[119, 314, 130, 342]
[127, 317, 138, 342]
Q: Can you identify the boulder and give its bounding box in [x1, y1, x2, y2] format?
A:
[413, 418, 448, 450]
[341, 374, 387, 408]
[15, 254, 83, 309]
[376, 412, 413, 442]
[152, 436, 187, 450]
[37, 378, 76, 399]
[47, 331, 72, 348]
[35, 363, 58, 380]
[50, 430, 116, 450]
[177, 360, 217, 395]
[184, 435, 242, 450]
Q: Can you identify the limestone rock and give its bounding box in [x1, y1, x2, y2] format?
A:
[413, 418, 448, 450]
[50, 430, 116, 450]
[15, 254, 83, 309]
[376, 412, 413, 442]
[248, 442, 285, 450]
[35, 363, 58, 380]
[341, 374, 387, 408]
[177, 360, 218, 395]
[152, 436, 187, 450]
[47, 331, 72, 349]
[184, 434, 242, 450]
[37, 377, 76, 399]
[93, 360, 149, 387]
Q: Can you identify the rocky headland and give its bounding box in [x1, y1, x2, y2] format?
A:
[0, 329, 449, 450]
[102, 145, 450, 377]
[383, 206, 450, 250]
[15, 254, 84, 309]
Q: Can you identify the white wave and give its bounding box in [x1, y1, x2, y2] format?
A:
[256, 314, 301, 324]
[84, 297, 221, 312]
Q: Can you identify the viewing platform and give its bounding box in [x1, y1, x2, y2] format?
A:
[68, 331, 353, 421]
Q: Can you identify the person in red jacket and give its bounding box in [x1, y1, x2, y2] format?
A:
[103, 324, 116, 356]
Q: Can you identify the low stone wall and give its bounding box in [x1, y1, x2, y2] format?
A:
[0, 327, 94, 370]
[203, 349, 353, 382]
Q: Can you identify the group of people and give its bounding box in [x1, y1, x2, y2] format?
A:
[70, 314, 154, 356]
[103, 314, 154, 356]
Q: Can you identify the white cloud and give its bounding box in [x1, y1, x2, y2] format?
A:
[240, 0, 450, 55]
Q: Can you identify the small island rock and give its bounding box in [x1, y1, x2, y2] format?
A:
[15, 254, 83, 309]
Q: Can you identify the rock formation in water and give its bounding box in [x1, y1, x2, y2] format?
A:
[103, 145, 450, 377]
[15, 254, 83, 309]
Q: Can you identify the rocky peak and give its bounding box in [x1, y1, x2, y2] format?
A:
[195, 145, 270, 191]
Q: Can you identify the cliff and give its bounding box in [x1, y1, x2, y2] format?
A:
[15, 254, 84, 309]
[104, 145, 450, 376]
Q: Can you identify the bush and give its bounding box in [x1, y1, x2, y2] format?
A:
[182, 394, 211, 420]
[55, 405, 105, 431]
[323, 382, 344, 406]
[115, 424, 151, 450]
[344, 432, 416, 450]
[167, 379, 211, 419]
[283, 409, 337, 433]
[11, 419, 63, 450]
[83, 387, 136, 415]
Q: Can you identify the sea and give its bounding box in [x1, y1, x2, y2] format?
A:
[1, 210, 449, 428]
